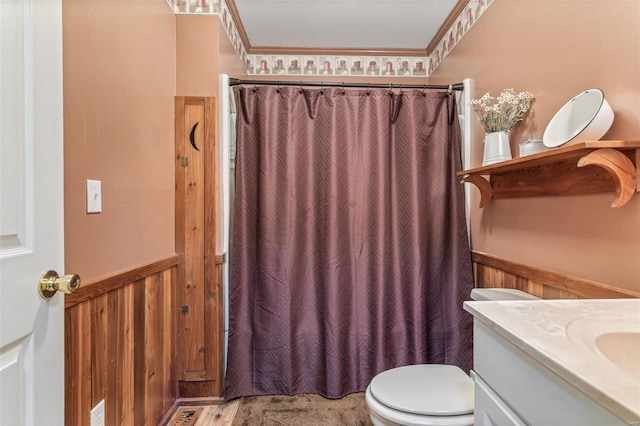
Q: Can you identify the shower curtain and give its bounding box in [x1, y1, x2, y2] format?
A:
[225, 86, 473, 400]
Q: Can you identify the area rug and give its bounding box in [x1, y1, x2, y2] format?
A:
[231, 392, 373, 426]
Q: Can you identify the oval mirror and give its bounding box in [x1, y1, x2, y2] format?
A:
[542, 89, 614, 148]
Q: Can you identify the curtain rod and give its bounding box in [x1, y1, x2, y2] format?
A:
[228, 78, 464, 91]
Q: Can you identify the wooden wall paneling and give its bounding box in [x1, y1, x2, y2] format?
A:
[90, 293, 109, 416]
[105, 288, 126, 425]
[65, 303, 92, 426]
[184, 98, 207, 379]
[175, 97, 187, 371]
[65, 255, 179, 308]
[203, 97, 219, 387]
[133, 277, 146, 426]
[175, 96, 223, 397]
[144, 273, 164, 424]
[121, 285, 136, 423]
[89, 286, 136, 425]
[176, 97, 206, 380]
[158, 268, 176, 421]
[204, 254, 225, 393]
[178, 380, 222, 399]
[164, 267, 179, 413]
[65, 258, 178, 425]
[471, 251, 640, 299]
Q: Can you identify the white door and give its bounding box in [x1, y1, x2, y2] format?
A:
[0, 0, 67, 424]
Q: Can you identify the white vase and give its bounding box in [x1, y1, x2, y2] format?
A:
[482, 131, 512, 166]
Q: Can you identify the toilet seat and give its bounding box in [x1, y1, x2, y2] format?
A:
[370, 365, 474, 416]
[366, 365, 474, 426]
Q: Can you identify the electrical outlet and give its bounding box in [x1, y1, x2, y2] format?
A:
[90, 399, 105, 426]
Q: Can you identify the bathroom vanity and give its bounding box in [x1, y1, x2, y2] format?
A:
[464, 299, 640, 425]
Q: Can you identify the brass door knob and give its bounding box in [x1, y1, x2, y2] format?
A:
[39, 270, 81, 299]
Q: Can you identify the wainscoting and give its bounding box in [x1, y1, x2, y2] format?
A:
[472, 251, 640, 299]
[63, 250, 637, 424]
[64, 255, 179, 426]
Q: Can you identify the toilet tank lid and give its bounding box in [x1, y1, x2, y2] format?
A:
[471, 288, 539, 301]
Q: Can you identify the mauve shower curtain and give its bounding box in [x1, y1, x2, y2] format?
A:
[225, 86, 473, 400]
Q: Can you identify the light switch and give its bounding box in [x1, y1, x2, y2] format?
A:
[86, 179, 102, 213]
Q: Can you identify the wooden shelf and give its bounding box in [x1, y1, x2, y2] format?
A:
[458, 140, 640, 208]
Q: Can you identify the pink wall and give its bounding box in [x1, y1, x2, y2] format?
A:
[430, 1, 640, 291]
[176, 15, 246, 251]
[176, 15, 220, 97]
[176, 16, 246, 96]
[63, 7, 246, 282]
[63, 0, 639, 292]
[217, 23, 247, 80]
[63, 0, 177, 281]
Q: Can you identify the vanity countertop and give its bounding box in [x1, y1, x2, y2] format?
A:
[464, 298, 640, 422]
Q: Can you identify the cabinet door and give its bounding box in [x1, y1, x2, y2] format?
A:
[175, 96, 223, 396]
[472, 372, 526, 426]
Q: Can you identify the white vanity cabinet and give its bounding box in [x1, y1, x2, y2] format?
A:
[464, 300, 640, 426]
[472, 320, 626, 425]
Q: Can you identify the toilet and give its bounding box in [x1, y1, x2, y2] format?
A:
[365, 288, 539, 426]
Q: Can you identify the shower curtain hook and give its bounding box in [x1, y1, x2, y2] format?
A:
[366, 83, 370, 96]
[422, 85, 427, 97]
[447, 84, 453, 95]
[253, 80, 257, 92]
[388, 83, 393, 96]
[399, 85, 403, 96]
[320, 81, 324, 94]
[276, 81, 281, 93]
[341, 82, 346, 95]
[299, 81, 303, 94]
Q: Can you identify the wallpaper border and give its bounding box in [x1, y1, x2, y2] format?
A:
[165, 0, 493, 78]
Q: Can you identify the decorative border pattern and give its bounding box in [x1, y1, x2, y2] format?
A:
[428, 0, 493, 74]
[245, 55, 428, 77]
[219, 0, 249, 73]
[169, 0, 220, 14]
[165, 0, 493, 78]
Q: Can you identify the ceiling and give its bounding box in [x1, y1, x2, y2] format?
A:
[231, 0, 461, 52]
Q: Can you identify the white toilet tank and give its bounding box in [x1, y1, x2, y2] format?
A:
[470, 288, 539, 301]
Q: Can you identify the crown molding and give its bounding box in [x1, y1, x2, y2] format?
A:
[427, 0, 469, 54]
[165, 0, 494, 77]
[224, 0, 251, 56]
[247, 46, 428, 57]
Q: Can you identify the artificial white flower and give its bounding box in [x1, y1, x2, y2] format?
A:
[470, 88, 534, 133]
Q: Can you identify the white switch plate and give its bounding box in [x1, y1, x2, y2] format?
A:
[87, 179, 102, 213]
[90, 399, 105, 426]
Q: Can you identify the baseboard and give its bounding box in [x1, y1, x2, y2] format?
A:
[158, 399, 182, 426]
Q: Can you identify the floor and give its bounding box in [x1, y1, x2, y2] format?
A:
[194, 400, 240, 426]
[195, 399, 240, 426]
[167, 400, 240, 426]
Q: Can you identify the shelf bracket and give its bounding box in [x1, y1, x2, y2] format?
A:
[577, 148, 638, 208]
[461, 175, 493, 208]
